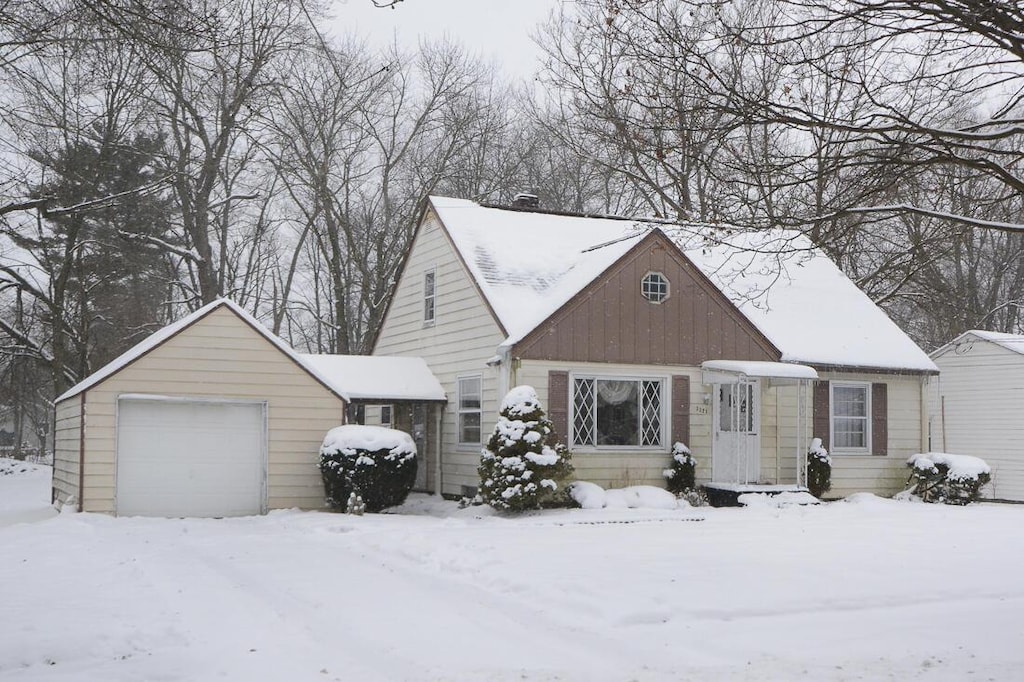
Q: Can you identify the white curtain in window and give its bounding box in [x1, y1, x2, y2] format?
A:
[597, 380, 636, 404]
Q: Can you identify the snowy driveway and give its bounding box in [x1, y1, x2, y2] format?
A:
[2, 464, 1023, 681]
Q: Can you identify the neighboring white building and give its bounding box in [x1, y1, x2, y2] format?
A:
[930, 330, 1024, 501]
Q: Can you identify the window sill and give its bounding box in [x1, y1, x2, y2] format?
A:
[571, 445, 667, 453]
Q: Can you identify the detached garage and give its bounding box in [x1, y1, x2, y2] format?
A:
[52, 299, 350, 517]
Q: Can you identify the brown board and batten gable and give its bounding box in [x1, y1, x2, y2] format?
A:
[514, 230, 781, 366]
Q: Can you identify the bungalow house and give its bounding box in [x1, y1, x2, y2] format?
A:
[372, 196, 938, 500]
[929, 330, 1024, 501]
[52, 299, 445, 517]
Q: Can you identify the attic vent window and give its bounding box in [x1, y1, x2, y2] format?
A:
[641, 272, 669, 303]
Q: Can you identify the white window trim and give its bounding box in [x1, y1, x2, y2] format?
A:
[641, 271, 670, 304]
[456, 374, 483, 449]
[569, 372, 668, 451]
[830, 381, 872, 455]
[423, 268, 436, 326]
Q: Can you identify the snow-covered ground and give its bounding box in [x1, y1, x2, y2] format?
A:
[2, 460, 1022, 681]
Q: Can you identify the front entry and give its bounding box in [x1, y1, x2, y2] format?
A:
[712, 381, 761, 484]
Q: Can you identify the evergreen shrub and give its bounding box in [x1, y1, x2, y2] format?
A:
[319, 425, 418, 513]
[807, 438, 832, 498]
[662, 441, 697, 495]
[478, 385, 574, 512]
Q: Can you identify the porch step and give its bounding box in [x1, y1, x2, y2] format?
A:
[702, 483, 811, 508]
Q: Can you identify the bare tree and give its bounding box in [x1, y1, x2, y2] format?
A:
[267, 38, 500, 354]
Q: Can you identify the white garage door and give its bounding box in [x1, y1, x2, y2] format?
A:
[116, 398, 266, 517]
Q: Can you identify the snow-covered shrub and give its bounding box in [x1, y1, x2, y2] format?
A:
[478, 385, 574, 512]
[807, 438, 832, 498]
[906, 452, 991, 505]
[319, 425, 418, 513]
[663, 441, 696, 495]
[678, 487, 709, 507]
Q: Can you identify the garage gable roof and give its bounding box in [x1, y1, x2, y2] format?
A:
[55, 299, 350, 403]
[931, 329, 1024, 359]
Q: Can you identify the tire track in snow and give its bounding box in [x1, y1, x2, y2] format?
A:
[338, 524, 708, 680]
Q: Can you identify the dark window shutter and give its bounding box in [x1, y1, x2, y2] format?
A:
[548, 371, 569, 442]
[813, 381, 830, 451]
[671, 375, 690, 447]
[872, 383, 888, 456]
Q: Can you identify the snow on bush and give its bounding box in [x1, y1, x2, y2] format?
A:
[567, 481, 607, 509]
[478, 385, 573, 512]
[738, 491, 819, 508]
[905, 452, 991, 505]
[605, 485, 681, 510]
[319, 425, 418, 513]
[662, 441, 696, 495]
[807, 437, 832, 499]
[567, 482, 686, 510]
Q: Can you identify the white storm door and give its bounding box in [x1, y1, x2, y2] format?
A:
[116, 397, 266, 517]
[712, 382, 761, 484]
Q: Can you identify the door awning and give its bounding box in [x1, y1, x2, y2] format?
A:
[701, 360, 819, 386]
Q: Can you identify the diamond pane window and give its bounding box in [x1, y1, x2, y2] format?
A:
[573, 378, 595, 446]
[641, 381, 662, 446]
[572, 377, 663, 447]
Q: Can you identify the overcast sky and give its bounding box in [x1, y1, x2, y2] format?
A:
[327, 0, 556, 79]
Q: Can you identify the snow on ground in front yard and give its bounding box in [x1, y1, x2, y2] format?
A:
[2, 461, 1023, 681]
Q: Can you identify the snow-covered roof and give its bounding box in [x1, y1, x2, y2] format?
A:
[299, 355, 446, 402]
[932, 329, 1024, 358]
[56, 299, 349, 403]
[701, 360, 819, 383]
[429, 196, 937, 373]
[430, 196, 645, 344]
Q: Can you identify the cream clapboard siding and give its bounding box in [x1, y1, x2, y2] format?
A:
[374, 209, 506, 496]
[519, 361, 927, 496]
[52, 395, 82, 507]
[808, 371, 928, 498]
[66, 306, 345, 513]
[931, 339, 1024, 501]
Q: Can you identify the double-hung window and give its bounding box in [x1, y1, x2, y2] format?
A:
[423, 269, 436, 324]
[572, 376, 664, 447]
[457, 375, 482, 445]
[831, 382, 870, 452]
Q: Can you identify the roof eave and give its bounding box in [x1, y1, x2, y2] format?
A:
[806, 361, 939, 377]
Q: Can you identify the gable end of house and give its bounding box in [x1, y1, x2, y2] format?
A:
[513, 229, 782, 365]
